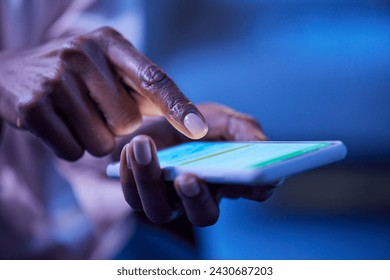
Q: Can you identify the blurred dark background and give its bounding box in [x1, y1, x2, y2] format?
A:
[142, 0, 390, 259]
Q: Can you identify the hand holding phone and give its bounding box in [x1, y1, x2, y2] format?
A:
[110, 103, 346, 227]
[118, 136, 278, 227]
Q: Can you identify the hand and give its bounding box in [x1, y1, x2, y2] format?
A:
[0, 27, 207, 160]
[119, 103, 277, 227]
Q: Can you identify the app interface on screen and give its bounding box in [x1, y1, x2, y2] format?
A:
[158, 142, 332, 169]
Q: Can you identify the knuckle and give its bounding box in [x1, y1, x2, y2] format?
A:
[139, 64, 170, 91]
[17, 91, 48, 121]
[90, 26, 129, 48]
[17, 103, 36, 128]
[62, 36, 87, 52]
[226, 114, 240, 137]
[93, 26, 122, 39]
[139, 64, 191, 118]
[16, 77, 62, 128]
[59, 37, 95, 65]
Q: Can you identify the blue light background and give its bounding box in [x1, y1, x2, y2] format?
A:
[142, 0, 390, 259]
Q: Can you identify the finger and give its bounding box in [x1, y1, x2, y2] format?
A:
[238, 186, 274, 202]
[21, 99, 83, 161]
[52, 72, 116, 156]
[129, 135, 176, 223]
[119, 144, 143, 211]
[174, 174, 220, 227]
[199, 103, 267, 141]
[218, 184, 276, 202]
[90, 27, 208, 139]
[225, 113, 268, 141]
[61, 38, 142, 136]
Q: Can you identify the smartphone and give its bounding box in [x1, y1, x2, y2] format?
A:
[106, 141, 347, 186]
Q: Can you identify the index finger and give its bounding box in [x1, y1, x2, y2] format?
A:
[92, 27, 208, 139]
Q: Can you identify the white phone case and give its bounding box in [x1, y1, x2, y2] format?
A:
[106, 141, 347, 186]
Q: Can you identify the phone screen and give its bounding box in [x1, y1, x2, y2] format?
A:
[158, 142, 333, 170]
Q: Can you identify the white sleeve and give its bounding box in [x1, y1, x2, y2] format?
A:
[0, 0, 145, 50]
[46, 0, 145, 50]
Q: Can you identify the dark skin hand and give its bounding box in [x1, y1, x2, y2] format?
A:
[0, 27, 207, 160]
[120, 103, 277, 227]
[0, 27, 276, 227]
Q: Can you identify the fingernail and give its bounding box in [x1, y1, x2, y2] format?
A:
[133, 137, 152, 165]
[178, 177, 201, 198]
[184, 113, 208, 139]
[125, 144, 132, 169]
